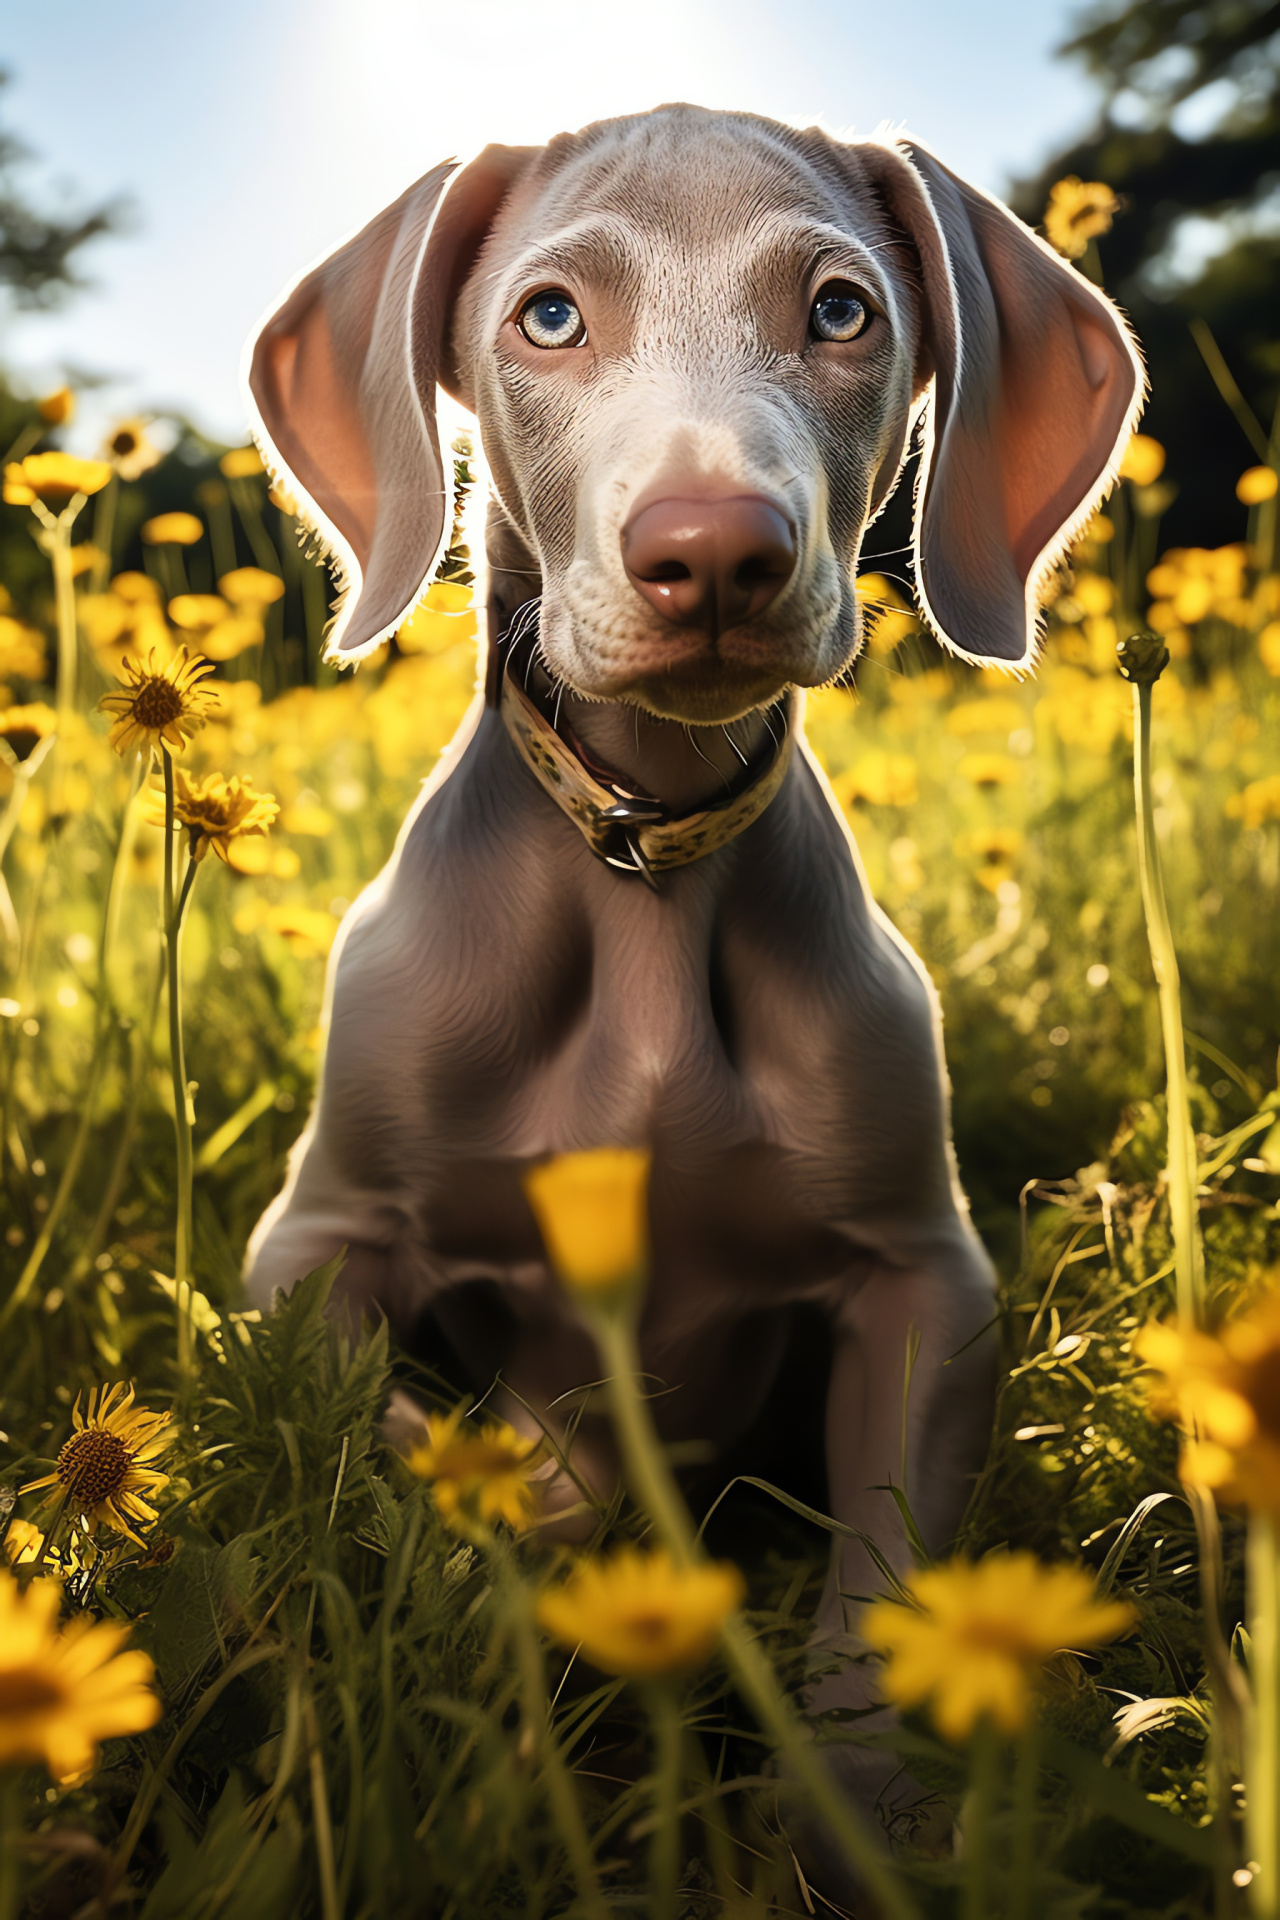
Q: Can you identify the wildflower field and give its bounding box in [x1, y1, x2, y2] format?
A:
[3, 275, 1280, 1917]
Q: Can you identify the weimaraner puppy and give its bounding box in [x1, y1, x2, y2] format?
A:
[243, 103, 1142, 1865]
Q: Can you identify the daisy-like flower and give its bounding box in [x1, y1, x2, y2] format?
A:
[537, 1546, 744, 1677]
[1138, 1297, 1280, 1510]
[97, 648, 217, 759]
[523, 1148, 651, 1297]
[146, 765, 279, 865]
[1043, 176, 1121, 260]
[862, 1552, 1135, 1743]
[0, 1569, 161, 1781]
[21, 1384, 173, 1547]
[402, 1407, 544, 1534]
[4, 452, 112, 510]
[102, 417, 162, 482]
[1238, 466, 1279, 507]
[0, 702, 57, 763]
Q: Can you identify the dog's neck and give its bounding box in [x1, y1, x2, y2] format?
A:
[557, 693, 775, 814]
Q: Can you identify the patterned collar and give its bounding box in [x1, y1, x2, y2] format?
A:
[494, 602, 794, 890]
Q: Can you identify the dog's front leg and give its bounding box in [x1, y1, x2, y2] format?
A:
[794, 1232, 997, 1878]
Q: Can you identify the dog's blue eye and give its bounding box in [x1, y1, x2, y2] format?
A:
[810, 283, 870, 343]
[519, 290, 586, 349]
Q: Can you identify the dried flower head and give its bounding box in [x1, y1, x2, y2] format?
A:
[538, 1546, 744, 1677]
[1043, 177, 1121, 260]
[147, 765, 279, 864]
[21, 1384, 173, 1546]
[0, 1569, 161, 1781]
[863, 1552, 1134, 1742]
[97, 649, 217, 758]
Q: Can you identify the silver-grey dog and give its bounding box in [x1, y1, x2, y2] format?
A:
[243, 102, 1142, 1860]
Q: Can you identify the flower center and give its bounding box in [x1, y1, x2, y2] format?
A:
[131, 680, 184, 730]
[626, 1609, 675, 1644]
[0, 1669, 64, 1715]
[57, 1427, 133, 1507]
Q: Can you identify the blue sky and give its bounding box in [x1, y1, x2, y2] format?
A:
[2, 0, 1101, 444]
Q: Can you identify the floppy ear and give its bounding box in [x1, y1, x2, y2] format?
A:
[857, 137, 1145, 669]
[243, 145, 538, 659]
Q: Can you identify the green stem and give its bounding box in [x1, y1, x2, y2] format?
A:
[1009, 1716, 1038, 1920]
[585, 1301, 917, 1920]
[163, 753, 197, 1386]
[0, 755, 146, 1327]
[962, 1719, 1000, 1920]
[647, 1684, 683, 1920]
[1132, 678, 1204, 1326]
[497, 1543, 607, 1920]
[0, 1771, 18, 1920]
[302, 1688, 340, 1920]
[1249, 1512, 1280, 1920]
[51, 505, 84, 728]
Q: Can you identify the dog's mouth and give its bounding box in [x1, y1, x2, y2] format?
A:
[551, 600, 851, 725]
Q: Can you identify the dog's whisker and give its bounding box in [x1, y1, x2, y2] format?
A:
[720, 724, 750, 767]
[686, 724, 734, 794]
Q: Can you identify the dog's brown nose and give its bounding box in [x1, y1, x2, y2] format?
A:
[621, 495, 796, 633]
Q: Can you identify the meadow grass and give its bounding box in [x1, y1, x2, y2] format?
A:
[1, 406, 1279, 1916]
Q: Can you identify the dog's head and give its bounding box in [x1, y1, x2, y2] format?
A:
[246, 105, 1143, 723]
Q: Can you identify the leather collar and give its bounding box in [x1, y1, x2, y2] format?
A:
[494, 602, 794, 890]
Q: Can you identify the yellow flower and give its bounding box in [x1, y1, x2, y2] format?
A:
[944, 698, 1026, 738]
[863, 1553, 1134, 1743]
[523, 1149, 651, 1295]
[168, 594, 229, 633]
[957, 752, 1020, 789]
[538, 1546, 744, 1677]
[219, 446, 264, 480]
[1043, 176, 1121, 259]
[0, 614, 46, 682]
[4, 452, 111, 509]
[1138, 1296, 1280, 1509]
[4, 1518, 47, 1565]
[403, 1407, 543, 1534]
[0, 703, 57, 763]
[21, 1384, 173, 1547]
[1227, 774, 1280, 831]
[1260, 623, 1280, 677]
[141, 512, 203, 547]
[261, 904, 339, 955]
[833, 750, 919, 809]
[146, 766, 279, 865]
[397, 581, 478, 656]
[1119, 434, 1166, 487]
[102, 418, 161, 482]
[97, 648, 218, 759]
[36, 387, 75, 426]
[1238, 466, 1279, 506]
[219, 566, 284, 610]
[0, 1569, 161, 1781]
